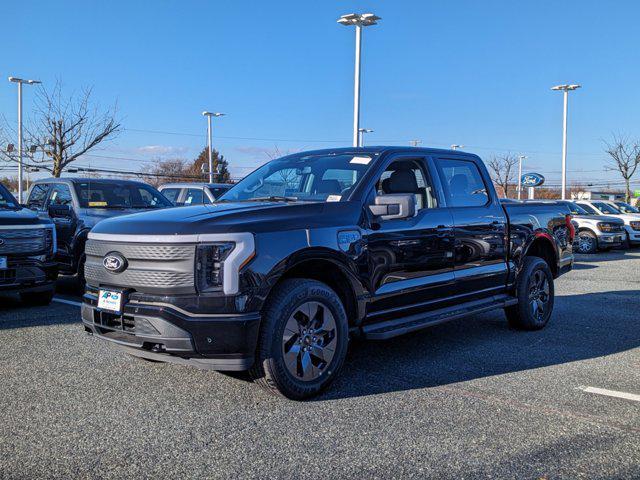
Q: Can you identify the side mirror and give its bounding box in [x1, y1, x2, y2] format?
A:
[48, 204, 73, 218]
[369, 193, 416, 221]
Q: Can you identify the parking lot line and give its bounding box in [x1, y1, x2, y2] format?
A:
[52, 297, 82, 308]
[579, 386, 640, 403]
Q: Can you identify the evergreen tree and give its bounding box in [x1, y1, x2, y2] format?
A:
[192, 148, 231, 183]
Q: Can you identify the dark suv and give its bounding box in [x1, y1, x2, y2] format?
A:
[26, 178, 172, 284]
[81, 147, 573, 399]
[0, 182, 58, 304]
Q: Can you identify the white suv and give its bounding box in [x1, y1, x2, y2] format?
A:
[576, 200, 640, 247]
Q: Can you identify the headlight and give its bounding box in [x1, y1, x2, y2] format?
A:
[597, 222, 617, 232]
[630, 221, 640, 231]
[196, 242, 235, 293]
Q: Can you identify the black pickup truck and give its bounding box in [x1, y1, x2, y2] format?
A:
[0, 183, 58, 304]
[81, 147, 574, 399]
[26, 178, 172, 286]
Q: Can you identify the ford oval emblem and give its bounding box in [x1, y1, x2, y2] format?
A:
[521, 172, 545, 188]
[103, 252, 127, 273]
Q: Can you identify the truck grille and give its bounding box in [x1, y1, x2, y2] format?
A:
[0, 229, 49, 255]
[84, 239, 196, 295]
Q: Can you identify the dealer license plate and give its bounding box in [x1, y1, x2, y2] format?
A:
[97, 290, 123, 313]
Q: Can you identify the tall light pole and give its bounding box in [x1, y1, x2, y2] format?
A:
[202, 111, 225, 183]
[337, 13, 380, 147]
[517, 155, 528, 200]
[451, 144, 464, 151]
[8, 77, 41, 203]
[551, 84, 581, 199]
[358, 128, 373, 147]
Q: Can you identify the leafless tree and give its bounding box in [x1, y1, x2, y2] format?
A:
[487, 153, 518, 198]
[3, 82, 121, 177]
[604, 134, 640, 202]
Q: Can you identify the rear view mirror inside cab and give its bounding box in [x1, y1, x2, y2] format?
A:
[369, 193, 416, 221]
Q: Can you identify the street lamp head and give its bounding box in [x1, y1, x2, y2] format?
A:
[27, 80, 41, 85]
[8, 77, 22, 83]
[337, 12, 380, 26]
[519, 155, 528, 160]
[8, 77, 41, 84]
[358, 128, 373, 133]
[451, 144, 464, 150]
[551, 84, 581, 91]
[202, 111, 225, 117]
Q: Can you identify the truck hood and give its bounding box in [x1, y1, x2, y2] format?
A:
[0, 206, 52, 227]
[573, 214, 624, 224]
[89, 201, 363, 237]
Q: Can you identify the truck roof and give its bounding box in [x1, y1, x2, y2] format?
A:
[32, 177, 151, 186]
[290, 146, 476, 157]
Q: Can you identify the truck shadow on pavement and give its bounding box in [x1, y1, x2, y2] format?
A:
[317, 289, 640, 401]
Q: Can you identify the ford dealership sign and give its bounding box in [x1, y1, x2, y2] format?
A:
[521, 173, 545, 188]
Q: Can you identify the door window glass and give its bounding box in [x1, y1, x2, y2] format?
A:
[578, 203, 597, 214]
[435, 159, 489, 207]
[184, 188, 205, 205]
[49, 184, 73, 206]
[27, 184, 50, 209]
[375, 159, 436, 211]
[161, 188, 181, 205]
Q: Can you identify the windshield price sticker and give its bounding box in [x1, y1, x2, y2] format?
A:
[350, 156, 372, 165]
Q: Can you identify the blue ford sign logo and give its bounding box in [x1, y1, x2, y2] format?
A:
[103, 252, 127, 273]
[521, 173, 545, 188]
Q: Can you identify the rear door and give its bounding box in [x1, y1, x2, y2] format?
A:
[433, 157, 509, 300]
[363, 155, 456, 319]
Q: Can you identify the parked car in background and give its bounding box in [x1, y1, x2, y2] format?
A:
[26, 178, 172, 285]
[0, 182, 58, 305]
[614, 201, 640, 214]
[158, 183, 233, 206]
[81, 147, 573, 399]
[526, 200, 625, 254]
[576, 200, 640, 248]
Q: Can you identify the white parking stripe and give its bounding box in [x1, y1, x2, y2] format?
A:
[52, 297, 82, 308]
[579, 386, 640, 403]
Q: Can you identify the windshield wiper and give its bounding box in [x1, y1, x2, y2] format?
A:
[251, 196, 298, 202]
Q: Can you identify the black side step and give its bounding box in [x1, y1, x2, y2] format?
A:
[362, 294, 518, 340]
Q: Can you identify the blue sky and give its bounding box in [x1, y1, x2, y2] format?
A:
[2, 0, 640, 187]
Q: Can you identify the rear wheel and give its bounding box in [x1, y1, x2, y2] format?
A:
[505, 256, 554, 330]
[250, 279, 349, 400]
[20, 288, 54, 306]
[576, 230, 597, 254]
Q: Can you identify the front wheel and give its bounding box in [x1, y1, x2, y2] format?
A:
[250, 279, 349, 400]
[505, 256, 555, 330]
[576, 230, 597, 254]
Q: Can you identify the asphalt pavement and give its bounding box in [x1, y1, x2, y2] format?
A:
[0, 250, 639, 479]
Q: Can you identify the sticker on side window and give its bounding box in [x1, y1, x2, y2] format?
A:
[350, 156, 371, 165]
[326, 195, 342, 202]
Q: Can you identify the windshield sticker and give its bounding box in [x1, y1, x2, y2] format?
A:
[350, 156, 371, 165]
[88, 201, 108, 207]
[326, 195, 342, 202]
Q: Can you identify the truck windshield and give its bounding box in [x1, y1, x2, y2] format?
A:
[74, 182, 172, 209]
[0, 184, 19, 209]
[219, 153, 375, 203]
[592, 202, 621, 214]
[566, 202, 589, 215]
[616, 202, 639, 213]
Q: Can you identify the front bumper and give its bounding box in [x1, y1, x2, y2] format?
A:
[624, 226, 640, 244]
[81, 291, 261, 371]
[597, 232, 624, 247]
[0, 258, 58, 293]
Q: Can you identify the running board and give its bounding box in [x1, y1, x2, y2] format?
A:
[362, 295, 518, 340]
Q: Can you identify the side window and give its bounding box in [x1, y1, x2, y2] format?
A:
[184, 188, 204, 205]
[49, 184, 73, 206]
[375, 159, 437, 211]
[435, 159, 489, 207]
[161, 188, 181, 205]
[27, 184, 50, 210]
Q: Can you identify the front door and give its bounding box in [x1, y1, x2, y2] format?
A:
[46, 183, 77, 266]
[363, 156, 455, 320]
[433, 157, 509, 300]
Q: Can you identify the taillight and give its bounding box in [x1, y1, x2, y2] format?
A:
[565, 214, 575, 243]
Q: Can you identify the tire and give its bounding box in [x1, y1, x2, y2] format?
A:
[249, 279, 349, 400]
[576, 230, 598, 254]
[505, 256, 555, 331]
[20, 289, 54, 306]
